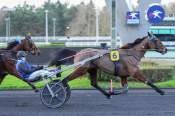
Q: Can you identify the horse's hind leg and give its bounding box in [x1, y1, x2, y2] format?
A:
[62, 67, 88, 85]
[133, 70, 165, 95]
[0, 72, 7, 85]
[88, 69, 111, 99]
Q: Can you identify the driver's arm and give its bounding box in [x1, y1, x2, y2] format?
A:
[31, 65, 43, 70]
[18, 63, 39, 74]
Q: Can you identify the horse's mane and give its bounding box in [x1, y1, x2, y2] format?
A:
[120, 37, 146, 49]
[6, 40, 19, 50]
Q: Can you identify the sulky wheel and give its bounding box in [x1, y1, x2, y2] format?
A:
[40, 80, 66, 108]
[50, 80, 71, 103]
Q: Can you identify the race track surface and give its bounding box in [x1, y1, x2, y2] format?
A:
[0, 89, 175, 116]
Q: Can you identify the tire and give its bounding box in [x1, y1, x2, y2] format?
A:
[53, 80, 71, 103]
[49, 80, 71, 103]
[40, 80, 66, 108]
[64, 84, 71, 103]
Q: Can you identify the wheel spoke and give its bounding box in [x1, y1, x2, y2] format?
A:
[49, 97, 53, 105]
[55, 96, 62, 102]
[50, 82, 60, 89]
[42, 94, 51, 96]
[54, 88, 62, 95]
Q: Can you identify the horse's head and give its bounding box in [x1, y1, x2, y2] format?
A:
[20, 35, 40, 55]
[146, 32, 167, 54]
[9, 36, 40, 55]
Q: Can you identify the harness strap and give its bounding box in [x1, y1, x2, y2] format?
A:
[114, 61, 120, 76]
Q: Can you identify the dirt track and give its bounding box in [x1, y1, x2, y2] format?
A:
[0, 89, 175, 116]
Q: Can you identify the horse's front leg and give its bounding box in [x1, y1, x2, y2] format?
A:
[0, 73, 7, 85]
[0, 77, 5, 85]
[19, 76, 39, 92]
[133, 70, 165, 95]
[14, 74, 38, 92]
[6, 65, 38, 92]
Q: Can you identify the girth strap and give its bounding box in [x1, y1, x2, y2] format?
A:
[114, 61, 120, 76]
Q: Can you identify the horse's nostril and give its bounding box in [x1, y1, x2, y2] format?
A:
[161, 48, 168, 54]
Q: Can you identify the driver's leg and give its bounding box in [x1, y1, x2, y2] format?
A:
[28, 70, 46, 81]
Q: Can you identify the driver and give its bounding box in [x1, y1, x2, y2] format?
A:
[26, 32, 32, 39]
[16, 51, 43, 81]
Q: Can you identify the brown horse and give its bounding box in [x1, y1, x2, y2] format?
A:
[0, 37, 40, 91]
[59, 33, 167, 98]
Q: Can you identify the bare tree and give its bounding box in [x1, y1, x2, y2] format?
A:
[0, 7, 7, 36]
[164, 2, 175, 17]
[99, 6, 110, 36]
[68, 1, 96, 36]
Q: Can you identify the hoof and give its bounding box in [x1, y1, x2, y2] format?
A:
[122, 90, 128, 94]
[156, 89, 165, 95]
[34, 89, 39, 93]
[159, 91, 165, 95]
[112, 90, 122, 95]
[106, 93, 112, 99]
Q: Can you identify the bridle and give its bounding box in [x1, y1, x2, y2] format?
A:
[148, 34, 164, 51]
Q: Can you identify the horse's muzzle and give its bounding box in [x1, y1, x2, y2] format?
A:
[30, 51, 35, 55]
[161, 48, 167, 55]
[31, 50, 40, 56]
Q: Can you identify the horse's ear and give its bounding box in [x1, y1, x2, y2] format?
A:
[148, 31, 155, 40]
[148, 32, 151, 37]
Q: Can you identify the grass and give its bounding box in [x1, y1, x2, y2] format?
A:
[157, 80, 175, 88]
[0, 60, 174, 90]
[0, 75, 175, 90]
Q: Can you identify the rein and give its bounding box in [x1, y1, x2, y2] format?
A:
[56, 48, 164, 63]
[57, 50, 105, 62]
[0, 49, 14, 52]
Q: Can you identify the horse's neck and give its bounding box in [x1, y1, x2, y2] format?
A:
[130, 39, 148, 60]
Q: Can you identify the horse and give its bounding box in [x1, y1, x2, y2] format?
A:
[2, 37, 40, 55]
[50, 32, 167, 98]
[0, 36, 40, 92]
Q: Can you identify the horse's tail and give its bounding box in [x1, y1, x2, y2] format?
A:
[49, 48, 77, 67]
